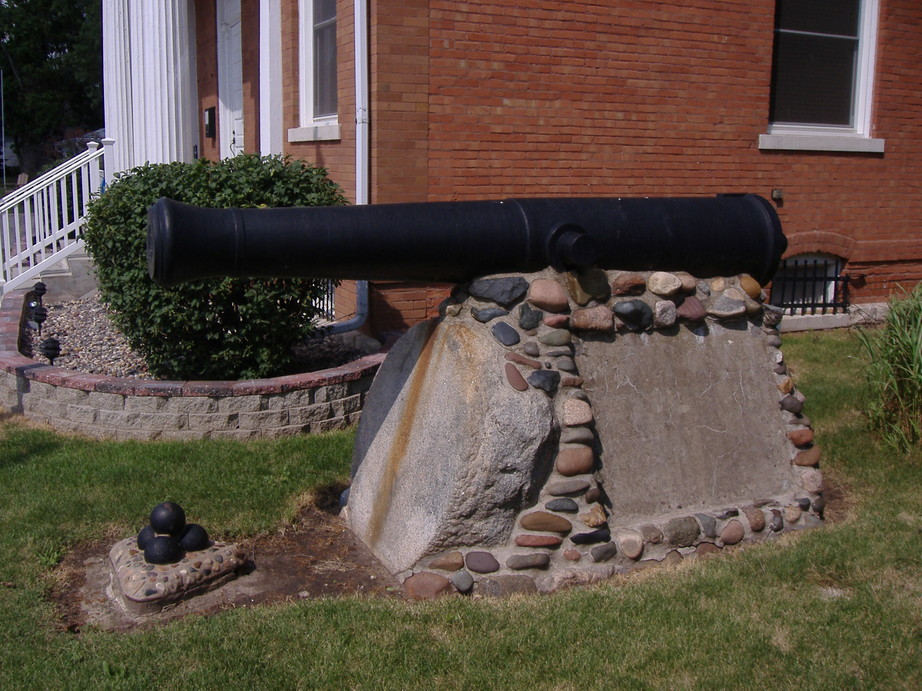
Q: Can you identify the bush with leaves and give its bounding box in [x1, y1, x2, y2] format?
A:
[82, 154, 346, 380]
[857, 283, 922, 452]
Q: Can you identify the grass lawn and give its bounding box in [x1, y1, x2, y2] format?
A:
[1, 329, 920, 689]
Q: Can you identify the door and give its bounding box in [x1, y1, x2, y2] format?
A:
[217, 0, 244, 158]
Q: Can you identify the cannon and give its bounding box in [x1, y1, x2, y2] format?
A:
[147, 194, 785, 288]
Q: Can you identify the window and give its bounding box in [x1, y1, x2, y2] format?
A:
[759, 0, 884, 153]
[288, 0, 340, 142]
[769, 254, 850, 316]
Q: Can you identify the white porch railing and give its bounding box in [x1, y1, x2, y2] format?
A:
[0, 139, 114, 295]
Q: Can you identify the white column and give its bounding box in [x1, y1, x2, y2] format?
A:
[103, 0, 197, 172]
[259, 0, 284, 155]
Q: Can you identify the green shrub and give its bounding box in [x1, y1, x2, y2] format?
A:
[856, 283, 922, 452]
[82, 154, 346, 380]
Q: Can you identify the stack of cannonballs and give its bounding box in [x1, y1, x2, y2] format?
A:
[137, 502, 211, 564]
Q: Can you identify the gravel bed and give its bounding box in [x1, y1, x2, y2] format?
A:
[28, 293, 361, 379]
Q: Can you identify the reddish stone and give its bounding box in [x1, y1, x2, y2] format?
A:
[504, 352, 542, 369]
[610, 273, 647, 296]
[560, 376, 584, 388]
[794, 446, 822, 467]
[504, 363, 528, 391]
[788, 428, 815, 447]
[429, 551, 465, 571]
[696, 542, 720, 557]
[743, 507, 766, 532]
[542, 313, 570, 328]
[556, 446, 595, 476]
[570, 306, 615, 332]
[720, 520, 745, 545]
[676, 296, 707, 322]
[563, 548, 582, 561]
[527, 278, 570, 312]
[515, 534, 563, 548]
[404, 572, 455, 599]
[520, 511, 573, 533]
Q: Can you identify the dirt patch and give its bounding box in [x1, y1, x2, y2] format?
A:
[50, 492, 404, 633]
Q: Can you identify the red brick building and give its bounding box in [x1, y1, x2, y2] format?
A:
[104, 0, 922, 335]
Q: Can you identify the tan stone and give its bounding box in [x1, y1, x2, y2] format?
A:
[520, 511, 573, 533]
[675, 272, 697, 293]
[739, 275, 762, 299]
[784, 504, 802, 523]
[562, 398, 593, 426]
[556, 446, 595, 476]
[527, 278, 570, 312]
[720, 519, 745, 545]
[794, 445, 822, 467]
[800, 468, 824, 493]
[710, 277, 727, 292]
[647, 271, 682, 297]
[571, 305, 615, 332]
[778, 376, 795, 394]
[743, 507, 766, 532]
[613, 528, 644, 559]
[580, 504, 608, 528]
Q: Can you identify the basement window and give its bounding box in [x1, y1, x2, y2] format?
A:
[769, 253, 850, 315]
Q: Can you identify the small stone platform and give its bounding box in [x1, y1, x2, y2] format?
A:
[108, 537, 246, 615]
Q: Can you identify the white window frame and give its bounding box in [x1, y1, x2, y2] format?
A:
[759, 0, 885, 153]
[288, 0, 341, 143]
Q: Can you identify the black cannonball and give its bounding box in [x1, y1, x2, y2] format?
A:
[178, 523, 210, 552]
[150, 502, 186, 535]
[144, 535, 182, 564]
[136, 524, 156, 550]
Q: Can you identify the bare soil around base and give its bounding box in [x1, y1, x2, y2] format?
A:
[49, 489, 404, 633]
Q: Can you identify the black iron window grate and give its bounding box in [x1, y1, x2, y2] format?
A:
[769, 255, 850, 316]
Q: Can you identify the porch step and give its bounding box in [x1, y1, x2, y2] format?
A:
[35, 251, 98, 302]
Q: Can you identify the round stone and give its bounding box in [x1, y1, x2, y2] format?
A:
[584, 486, 602, 503]
[590, 542, 618, 563]
[492, 322, 521, 346]
[743, 507, 766, 532]
[610, 272, 647, 296]
[537, 328, 571, 346]
[720, 520, 745, 545]
[556, 355, 577, 372]
[520, 511, 573, 533]
[653, 300, 677, 328]
[640, 524, 663, 543]
[523, 341, 540, 356]
[563, 548, 582, 561]
[788, 428, 815, 447]
[613, 299, 653, 331]
[647, 271, 682, 297]
[556, 446, 595, 476]
[450, 570, 474, 593]
[800, 468, 824, 494]
[465, 551, 500, 574]
[515, 534, 563, 548]
[543, 313, 570, 328]
[794, 446, 822, 467]
[563, 398, 593, 426]
[429, 551, 465, 571]
[545, 497, 579, 513]
[708, 295, 746, 320]
[527, 278, 570, 312]
[696, 542, 720, 557]
[675, 272, 697, 292]
[664, 516, 700, 547]
[695, 513, 717, 539]
[778, 376, 795, 394]
[405, 571, 454, 599]
[613, 528, 644, 559]
[504, 362, 528, 391]
[570, 305, 614, 332]
[784, 504, 802, 523]
[506, 553, 550, 570]
[780, 395, 804, 414]
[769, 509, 784, 532]
[739, 275, 762, 299]
[561, 426, 594, 444]
[546, 478, 591, 495]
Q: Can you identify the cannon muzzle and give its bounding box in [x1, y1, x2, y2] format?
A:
[147, 194, 785, 288]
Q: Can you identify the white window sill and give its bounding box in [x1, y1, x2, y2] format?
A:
[759, 133, 885, 153]
[287, 122, 341, 143]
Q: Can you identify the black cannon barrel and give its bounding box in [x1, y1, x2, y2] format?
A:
[147, 194, 785, 288]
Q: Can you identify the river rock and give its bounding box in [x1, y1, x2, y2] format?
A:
[647, 272, 682, 297]
[590, 542, 618, 562]
[613, 528, 644, 559]
[472, 307, 508, 323]
[528, 370, 560, 395]
[469, 277, 529, 307]
[653, 300, 677, 328]
[528, 278, 570, 312]
[520, 512, 573, 533]
[515, 534, 564, 548]
[567, 268, 611, 305]
[788, 428, 815, 447]
[664, 516, 700, 547]
[537, 328, 571, 346]
[405, 572, 454, 599]
[610, 272, 647, 296]
[506, 553, 550, 570]
[613, 299, 653, 331]
[561, 427, 594, 444]
[545, 497, 579, 513]
[504, 363, 528, 391]
[571, 305, 614, 332]
[518, 303, 543, 330]
[739, 275, 762, 299]
[465, 551, 500, 574]
[743, 507, 766, 532]
[556, 446, 595, 476]
[545, 478, 591, 496]
[429, 551, 465, 571]
[450, 569, 474, 593]
[794, 446, 821, 467]
[492, 322, 521, 346]
[563, 398, 593, 426]
[720, 520, 745, 545]
[475, 575, 538, 597]
[676, 296, 707, 322]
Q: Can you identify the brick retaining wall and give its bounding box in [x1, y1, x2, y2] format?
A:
[0, 290, 384, 440]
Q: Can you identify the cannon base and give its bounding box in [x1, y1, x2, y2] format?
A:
[345, 267, 824, 596]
